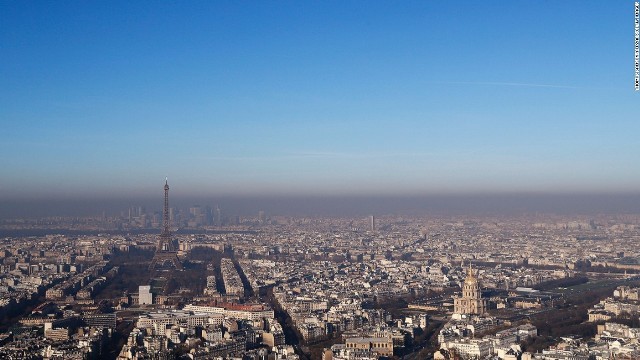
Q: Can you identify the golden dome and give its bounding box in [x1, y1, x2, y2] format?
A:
[464, 263, 478, 285]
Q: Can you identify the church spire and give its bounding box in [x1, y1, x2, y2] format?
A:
[464, 261, 477, 285]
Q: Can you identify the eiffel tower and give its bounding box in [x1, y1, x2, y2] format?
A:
[149, 178, 182, 270]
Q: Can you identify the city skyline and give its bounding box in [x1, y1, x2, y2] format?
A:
[4, 192, 640, 220]
[1, 1, 639, 201]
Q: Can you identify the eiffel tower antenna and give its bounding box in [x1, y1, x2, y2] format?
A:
[162, 177, 170, 238]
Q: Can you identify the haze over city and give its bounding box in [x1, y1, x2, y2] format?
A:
[4, 3, 640, 360]
[2, 1, 639, 218]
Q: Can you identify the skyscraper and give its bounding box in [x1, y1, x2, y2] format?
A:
[215, 206, 222, 226]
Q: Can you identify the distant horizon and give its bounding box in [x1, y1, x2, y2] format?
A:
[3, 192, 640, 219]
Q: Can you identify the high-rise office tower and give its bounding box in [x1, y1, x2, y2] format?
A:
[215, 206, 222, 226]
[370, 215, 376, 232]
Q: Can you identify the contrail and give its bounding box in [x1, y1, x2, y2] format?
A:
[430, 81, 580, 89]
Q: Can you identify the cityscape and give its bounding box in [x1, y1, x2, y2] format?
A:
[2, 1, 640, 360]
[2, 180, 640, 359]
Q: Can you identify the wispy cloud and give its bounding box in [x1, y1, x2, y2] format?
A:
[429, 81, 580, 89]
[187, 151, 437, 162]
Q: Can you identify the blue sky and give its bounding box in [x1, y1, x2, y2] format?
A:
[1, 1, 638, 199]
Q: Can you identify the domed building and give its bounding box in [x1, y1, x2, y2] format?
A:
[454, 263, 487, 315]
